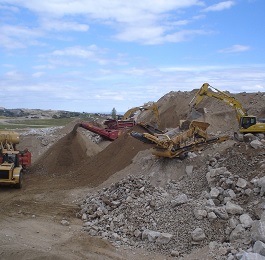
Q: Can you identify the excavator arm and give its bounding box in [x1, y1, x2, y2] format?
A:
[189, 83, 247, 123]
[189, 83, 265, 136]
[122, 102, 161, 126]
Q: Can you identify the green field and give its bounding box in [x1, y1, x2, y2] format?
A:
[0, 118, 76, 130]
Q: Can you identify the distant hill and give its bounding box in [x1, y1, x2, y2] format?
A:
[0, 108, 110, 119]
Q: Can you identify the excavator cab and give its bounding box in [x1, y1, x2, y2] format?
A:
[240, 116, 257, 129]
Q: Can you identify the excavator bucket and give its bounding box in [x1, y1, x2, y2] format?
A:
[190, 120, 210, 131]
[190, 107, 205, 120]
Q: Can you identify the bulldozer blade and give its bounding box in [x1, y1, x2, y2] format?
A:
[191, 107, 204, 120]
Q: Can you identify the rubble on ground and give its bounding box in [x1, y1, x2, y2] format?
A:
[79, 135, 265, 259]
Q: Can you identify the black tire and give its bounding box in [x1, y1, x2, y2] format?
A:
[14, 172, 23, 189]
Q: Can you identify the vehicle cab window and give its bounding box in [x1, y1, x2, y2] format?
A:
[241, 117, 256, 129]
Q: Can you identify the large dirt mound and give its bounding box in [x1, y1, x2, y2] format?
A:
[29, 125, 152, 190]
[138, 88, 265, 134]
[137, 90, 196, 129]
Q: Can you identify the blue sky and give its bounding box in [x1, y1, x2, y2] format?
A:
[0, 0, 264, 113]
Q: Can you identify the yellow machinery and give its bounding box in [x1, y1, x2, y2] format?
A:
[122, 102, 161, 127]
[130, 120, 228, 158]
[189, 83, 265, 135]
[0, 131, 31, 188]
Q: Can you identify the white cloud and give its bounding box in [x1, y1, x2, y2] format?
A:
[0, 24, 44, 49]
[160, 65, 224, 72]
[47, 59, 85, 67]
[115, 25, 165, 43]
[202, 1, 235, 12]
[116, 24, 209, 45]
[32, 72, 45, 78]
[218, 44, 250, 53]
[1, 63, 264, 112]
[1, 1, 203, 17]
[163, 29, 208, 43]
[33, 64, 55, 70]
[50, 45, 110, 65]
[52, 46, 96, 58]
[4, 70, 24, 80]
[41, 19, 89, 32]
[240, 84, 264, 91]
[170, 20, 190, 26]
[1, 0, 205, 45]
[47, 45, 127, 66]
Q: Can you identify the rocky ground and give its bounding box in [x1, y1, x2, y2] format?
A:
[0, 87, 265, 260]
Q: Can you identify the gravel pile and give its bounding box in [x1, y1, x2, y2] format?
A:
[78, 134, 265, 259]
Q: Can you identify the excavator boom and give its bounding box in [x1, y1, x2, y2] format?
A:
[189, 83, 265, 135]
[122, 102, 161, 126]
[189, 83, 247, 122]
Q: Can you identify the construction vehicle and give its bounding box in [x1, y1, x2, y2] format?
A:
[189, 83, 265, 138]
[130, 120, 228, 159]
[121, 102, 160, 124]
[0, 131, 31, 188]
[74, 102, 163, 141]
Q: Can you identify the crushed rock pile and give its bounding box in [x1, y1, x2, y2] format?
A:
[78, 135, 265, 259]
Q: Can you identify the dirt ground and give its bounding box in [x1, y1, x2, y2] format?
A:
[0, 123, 171, 260]
[0, 88, 264, 260]
[0, 126, 205, 260]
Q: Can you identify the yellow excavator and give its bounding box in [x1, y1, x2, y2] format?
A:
[189, 83, 265, 138]
[130, 120, 228, 159]
[121, 102, 161, 126]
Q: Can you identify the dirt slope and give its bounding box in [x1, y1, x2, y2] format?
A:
[138, 88, 265, 134]
[27, 125, 152, 190]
